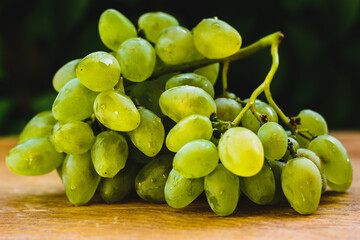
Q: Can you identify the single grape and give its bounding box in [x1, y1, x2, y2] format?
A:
[159, 86, 216, 122]
[205, 163, 240, 216]
[76, 51, 120, 92]
[194, 63, 220, 86]
[156, 26, 196, 65]
[93, 89, 140, 131]
[257, 122, 288, 161]
[116, 38, 156, 82]
[98, 162, 138, 203]
[52, 78, 98, 122]
[308, 135, 352, 188]
[62, 152, 101, 206]
[193, 18, 241, 59]
[52, 121, 95, 155]
[240, 161, 275, 205]
[91, 131, 128, 178]
[267, 160, 285, 204]
[166, 114, 213, 152]
[18, 110, 56, 144]
[215, 98, 242, 122]
[218, 127, 264, 177]
[135, 153, 173, 203]
[53, 59, 81, 92]
[6, 136, 64, 176]
[164, 168, 204, 208]
[281, 157, 322, 215]
[127, 108, 165, 157]
[98, 9, 137, 51]
[173, 139, 218, 178]
[138, 12, 179, 43]
[241, 101, 278, 133]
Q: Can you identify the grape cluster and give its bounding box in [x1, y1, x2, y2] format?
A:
[6, 9, 353, 216]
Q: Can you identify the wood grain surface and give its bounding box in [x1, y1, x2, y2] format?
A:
[0, 132, 359, 240]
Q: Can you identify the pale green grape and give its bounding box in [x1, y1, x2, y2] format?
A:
[219, 127, 264, 177]
[241, 101, 278, 133]
[281, 157, 322, 214]
[98, 9, 137, 51]
[135, 154, 173, 203]
[52, 78, 98, 122]
[159, 86, 216, 122]
[173, 140, 218, 178]
[165, 73, 214, 98]
[166, 114, 212, 152]
[205, 163, 240, 216]
[267, 160, 285, 204]
[52, 121, 95, 155]
[76, 51, 120, 92]
[164, 168, 204, 208]
[18, 110, 56, 144]
[53, 59, 81, 92]
[138, 12, 179, 43]
[156, 26, 196, 65]
[98, 162, 138, 203]
[91, 131, 128, 178]
[257, 122, 288, 161]
[62, 152, 101, 206]
[127, 108, 165, 157]
[6, 136, 64, 176]
[93, 89, 140, 131]
[215, 98, 242, 121]
[116, 38, 156, 82]
[193, 18, 241, 59]
[308, 135, 352, 188]
[240, 161, 275, 205]
[194, 63, 220, 86]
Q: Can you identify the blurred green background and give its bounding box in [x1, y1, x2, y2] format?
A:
[0, 0, 359, 135]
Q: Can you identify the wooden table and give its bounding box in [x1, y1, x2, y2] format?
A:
[1, 132, 359, 240]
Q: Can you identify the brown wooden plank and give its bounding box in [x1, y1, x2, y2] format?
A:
[0, 132, 359, 240]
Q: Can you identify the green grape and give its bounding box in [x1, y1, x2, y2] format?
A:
[159, 86, 216, 122]
[52, 59, 81, 92]
[218, 127, 264, 177]
[76, 51, 120, 92]
[165, 73, 215, 98]
[18, 110, 56, 144]
[215, 98, 242, 121]
[308, 135, 352, 188]
[135, 153, 173, 203]
[267, 160, 285, 204]
[257, 122, 288, 161]
[93, 89, 140, 131]
[194, 63, 220, 86]
[281, 157, 322, 214]
[116, 38, 156, 82]
[98, 162, 138, 203]
[52, 78, 98, 122]
[91, 131, 128, 178]
[156, 26, 196, 65]
[295, 109, 328, 148]
[282, 137, 299, 161]
[193, 18, 241, 59]
[205, 163, 240, 216]
[164, 168, 204, 208]
[241, 101, 278, 133]
[52, 121, 95, 155]
[62, 152, 101, 206]
[138, 12, 179, 43]
[240, 161, 275, 205]
[98, 9, 137, 51]
[6, 136, 64, 176]
[173, 139, 218, 178]
[127, 80, 164, 118]
[127, 108, 165, 157]
[166, 114, 213, 152]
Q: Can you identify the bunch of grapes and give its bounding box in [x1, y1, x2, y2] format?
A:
[6, 9, 353, 216]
